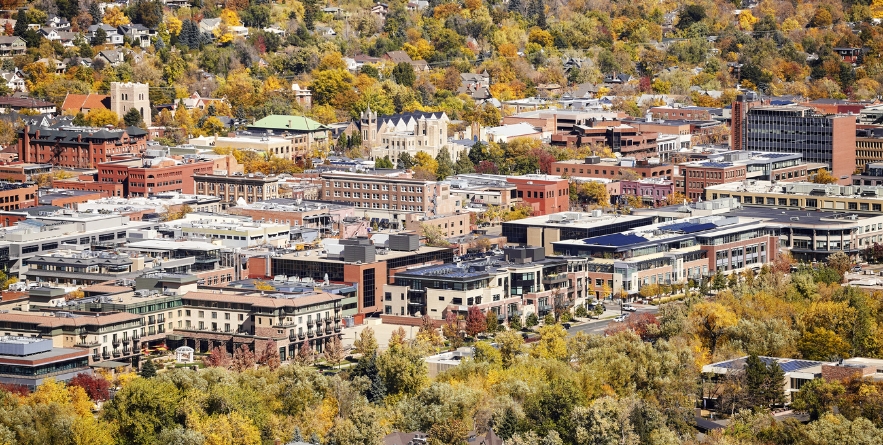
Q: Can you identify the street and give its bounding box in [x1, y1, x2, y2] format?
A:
[567, 302, 660, 336]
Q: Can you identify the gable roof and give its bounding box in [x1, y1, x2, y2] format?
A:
[61, 93, 111, 111]
[384, 51, 412, 63]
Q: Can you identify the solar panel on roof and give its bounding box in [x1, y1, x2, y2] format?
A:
[779, 360, 821, 372]
[680, 223, 717, 233]
[582, 233, 648, 246]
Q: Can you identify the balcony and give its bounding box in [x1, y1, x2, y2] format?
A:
[112, 339, 121, 347]
[325, 318, 333, 325]
[307, 329, 315, 338]
[75, 340, 100, 348]
[92, 353, 100, 362]
[112, 349, 121, 358]
[324, 326, 332, 334]
[122, 346, 130, 355]
[334, 313, 341, 322]
[542, 274, 569, 285]
[299, 332, 305, 340]
[102, 352, 110, 359]
[132, 332, 140, 341]
[289, 332, 297, 342]
[334, 325, 341, 333]
[307, 320, 315, 328]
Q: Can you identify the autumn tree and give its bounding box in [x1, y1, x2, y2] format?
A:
[295, 341, 314, 365]
[257, 342, 281, 370]
[420, 222, 450, 247]
[827, 251, 851, 282]
[68, 372, 111, 401]
[415, 314, 444, 352]
[442, 310, 463, 348]
[353, 326, 379, 356]
[203, 345, 232, 368]
[324, 335, 346, 369]
[690, 301, 738, 357]
[812, 168, 837, 184]
[232, 344, 256, 372]
[465, 306, 487, 337]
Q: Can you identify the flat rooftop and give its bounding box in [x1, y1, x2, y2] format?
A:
[276, 245, 451, 263]
[502, 211, 650, 229]
[707, 181, 883, 199]
[126, 239, 223, 251]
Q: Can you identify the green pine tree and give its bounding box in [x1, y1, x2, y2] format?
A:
[140, 358, 157, 378]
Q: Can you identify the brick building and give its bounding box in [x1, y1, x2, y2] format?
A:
[677, 151, 812, 201]
[617, 178, 675, 206]
[194, 173, 281, 209]
[404, 211, 473, 238]
[0, 182, 38, 211]
[551, 122, 659, 159]
[228, 199, 354, 237]
[18, 125, 148, 169]
[505, 175, 570, 216]
[318, 172, 459, 227]
[0, 163, 52, 182]
[552, 157, 676, 180]
[97, 157, 216, 197]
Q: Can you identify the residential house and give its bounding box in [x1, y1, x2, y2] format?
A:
[262, 25, 286, 36]
[199, 18, 222, 34]
[457, 72, 492, 100]
[371, 2, 389, 20]
[118, 24, 152, 47]
[61, 93, 111, 114]
[0, 97, 57, 114]
[603, 72, 633, 84]
[36, 58, 66, 74]
[88, 24, 123, 45]
[537, 83, 563, 97]
[0, 37, 26, 57]
[0, 70, 25, 92]
[38, 27, 60, 42]
[383, 50, 429, 72]
[97, 49, 125, 67]
[181, 92, 227, 111]
[291, 84, 312, 110]
[45, 15, 71, 30]
[562, 57, 586, 73]
[315, 26, 336, 37]
[352, 54, 381, 71]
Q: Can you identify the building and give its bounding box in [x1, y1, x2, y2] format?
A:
[18, 125, 148, 169]
[677, 151, 813, 201]
[264, 235, 455, 319]
[649, 106, 717, 121]
[731, 98, 856, 182]
[60, 93, 111, 115]
[801, 98, 868, 115]
[483, 123, 543, 143]
[855, 127, 883, 170]
[193, 173, 281, 208]
[702, 356, 832, 404]
[291, 84, 312, 110]
[403, 211, 472, 238]
[859, 105, 883, 125]
[189, 134, 298, 160]
[94, 153, 236, 197]
[0, 96, 56, 114]
[110, 82, 151, 126]
[852, 162, 883, 186]
[0, 163, 52, 183]
[227, 199, 354, 237]
[0, 311, 143, 366]
[505, 174, 570, 216]
[38, 189, 104, 208]
[318, 172, 459, 226]
[0, 183, 38, 211]
[0, 336, 90, 389]
[502, 211, 656, 254]
[246, 115, 330, 161]
[553, 156, 677, 181]
[617, 178, 675, 206]
[0, 36, 26, 57]
[553, 211, 779, 295]
[354, 109, 454, 165]
[551, 122, 660, 159]
[159, 213, 291, 249]
[502, 109, 624, 134]
[23, 249, 154, 286]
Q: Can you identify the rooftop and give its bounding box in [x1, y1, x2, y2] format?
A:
[502, 211, 650, 229]
[707, 180, 883, 199]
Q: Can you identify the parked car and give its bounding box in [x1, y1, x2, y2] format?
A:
[853, 265, 863, 273]
[622, 304, 637, 312]
[562, 322, 572, 329]
[613, 315, 627, 322]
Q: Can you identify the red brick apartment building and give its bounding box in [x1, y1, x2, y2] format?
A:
[18, 125, 148, 169]
[0, 183, 37, 211]
[506, 175, 570, 216]
[0, 163, 51, 182]
[551, 122, 659, 159]
[552, 157, 676, 180]
[677, 151, 811, 201]
[97, 157, 216, 197]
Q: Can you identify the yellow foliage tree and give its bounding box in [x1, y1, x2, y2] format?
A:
[166, 16, 183, 36]
[220, 8, 242, 26]
[85, 108, 120, 127]
[402, 39, 434, 61]
[103, 7, 130, 27]
[737, 10, 758, 30]
[690, 301, 738, 357]
[530, 324, 569, 361]
[812, 168, 837, 184]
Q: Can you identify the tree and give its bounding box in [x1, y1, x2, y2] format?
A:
[123, 107, 144, 127]
[435, 147, 454, 180]
[324, 335, 346, 369]
[203, 345, 232, 368]
[420, 223, 450, 247]
[827, 251, 851, 282]
[392, 62, 416, 87]
[375, 155, 394, 169]
[415, 314, 444, 352]
[398, 152, 415, 169]
[792, 379, 845, 420]
[525, 313, 539, 328]
[257, 342, 281, 370]
[295, 341, 314, 365]
[140, 358, 157, 378]
[744, 354, 785, 410]
[69, 373, 111, 401]
[690, 301, 738, 357]
[12, 9, 26, 37]
[485, 310, 500, 334]
[465, 306, 487, 337]
[232, 344, 256, 372]
[495, 329, 524, 367]
[103, 6, 130, 27]
[442, 310, 463, 348]
[349, 353, 386, 403]
[454, 154, 474, 174]
[353, 327, 379, 356]
[85, 108, 120, 127]
[530, 324, 568, 361]
[813, 168, 837, 184]
[91, 27, 107, 46]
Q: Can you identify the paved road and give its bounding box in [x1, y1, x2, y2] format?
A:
[567, 303, 660, 336]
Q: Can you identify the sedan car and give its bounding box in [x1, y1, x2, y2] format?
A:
[613, 314, 628, 322]
[622, 304, 638, 312]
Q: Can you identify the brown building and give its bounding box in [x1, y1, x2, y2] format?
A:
[38, 189, 104, 208]
[319, 172, 459, 225]
[649, 106, 716, 121]
[551, 122, 659, 159]
[97, 156, 232, 197]
[194, 173, 281, 209]
[18, 125, 148, 169]
[0, 163, 51, 182]
[405, 211, 473, 238]
[0, 182, 38, 211]
[855, 127, 883, 170]
[50, 176, 124, 198]
[552, 157, 676, 180]
[228, 199, 354, 237]
[677, 151, 812, 201]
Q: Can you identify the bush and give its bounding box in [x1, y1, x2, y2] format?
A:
[560, 311, 572, 323]
[574, 305, 588, 318]
[525, 313, 539, 328]
[509, 316, 522, 331]
[543, 313, 556, 325]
